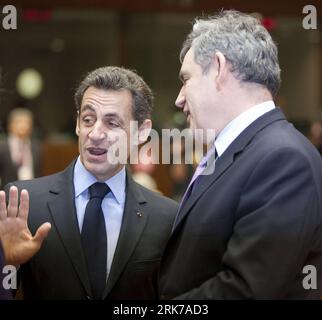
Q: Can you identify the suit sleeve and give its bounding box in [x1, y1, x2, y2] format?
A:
[174, 147, 322, 299]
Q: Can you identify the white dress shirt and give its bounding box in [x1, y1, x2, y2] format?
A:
[73, 157, 126, 279]
[8, 134, 34, 180]
[215, 101, 276, 157]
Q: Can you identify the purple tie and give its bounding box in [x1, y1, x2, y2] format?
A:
[173, 147, 218, 229]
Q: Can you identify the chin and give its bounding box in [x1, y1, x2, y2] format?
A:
[91, 164, 122, 181]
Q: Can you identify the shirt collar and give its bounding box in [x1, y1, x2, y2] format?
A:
[73, 157, 126, 205]
[8, 134, 31, 145]
[215, 101, 275, 157]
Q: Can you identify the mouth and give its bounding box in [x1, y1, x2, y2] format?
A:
[86, 147, 108, 161]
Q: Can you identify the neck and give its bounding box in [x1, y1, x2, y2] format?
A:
[216, 85, 273, 136]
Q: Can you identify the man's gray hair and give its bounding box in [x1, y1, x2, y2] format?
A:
[75, 66, 153, 125]
[180, 10, 281, 97]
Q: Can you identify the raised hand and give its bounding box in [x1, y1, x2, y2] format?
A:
[0, 186, 51, 266]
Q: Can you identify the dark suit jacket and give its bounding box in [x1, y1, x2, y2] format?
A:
[160, 108, 322, 299]
[7, 161, 177, 300]
[0, 138, 42, 188]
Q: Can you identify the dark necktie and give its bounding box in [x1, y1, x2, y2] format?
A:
[81, 182, 110, 299]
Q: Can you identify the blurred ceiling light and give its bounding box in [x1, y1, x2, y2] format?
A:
[261, 17, 277, 31]
[251, 12, 277, 31]
[16, 68, 43, 99]
[22, 9, 52, 22]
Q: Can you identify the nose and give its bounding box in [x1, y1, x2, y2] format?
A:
[88, 121, 106, 141]
[175, 87, 185, 109]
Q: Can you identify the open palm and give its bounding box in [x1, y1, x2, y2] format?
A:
[0, 186, 51, 266]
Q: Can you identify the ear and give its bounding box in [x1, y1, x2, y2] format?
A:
[75, 114, 80, 136]
[213, 51, 228, 90]
[138, 119, 152, 144]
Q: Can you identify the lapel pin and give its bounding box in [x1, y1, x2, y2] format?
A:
[136, 212, 143, 218]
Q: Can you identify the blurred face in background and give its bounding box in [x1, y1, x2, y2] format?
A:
[8, 114, 33, 139]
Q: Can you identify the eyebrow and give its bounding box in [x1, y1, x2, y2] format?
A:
[80, 104, 95, 113]
[80, 106, 125, 125]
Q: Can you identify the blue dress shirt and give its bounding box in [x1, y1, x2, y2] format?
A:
[73, 157, 126, 278]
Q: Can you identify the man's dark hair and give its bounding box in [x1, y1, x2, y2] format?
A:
[75, 66, 153, 125]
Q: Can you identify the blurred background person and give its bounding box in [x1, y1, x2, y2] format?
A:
[309, 119, 322, 156]
[169, 138, 194, 202]
[0, 108, 42, 188]
[131, 147, 159, 192]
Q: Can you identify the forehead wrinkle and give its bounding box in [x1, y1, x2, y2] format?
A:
[81, 97, 125, 115]
[82, 95, 122, 107]
[81, 88, 134, 123]
[80, 104, 95, 113]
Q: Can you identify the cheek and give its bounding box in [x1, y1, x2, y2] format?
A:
[78, 131, 88, 146]
[106, 130, 123, 145]
[186, 85, 199, 107]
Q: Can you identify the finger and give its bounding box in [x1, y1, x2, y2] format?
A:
[7, 186, 19, 218]
[18, 189, 29, 221]
[33, 222, 51, 245]
[0, 191, 6, 220]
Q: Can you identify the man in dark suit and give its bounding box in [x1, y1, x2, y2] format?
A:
[2, 66, 177, 299]
[0, 108, 42, 188]
[159, 10, 322, 299]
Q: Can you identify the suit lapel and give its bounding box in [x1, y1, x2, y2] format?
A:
[173, 150, 235, 230]
[173, 108, 287, 231]
[104, 171, 148, 297]
[47, 161, 92, 296]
